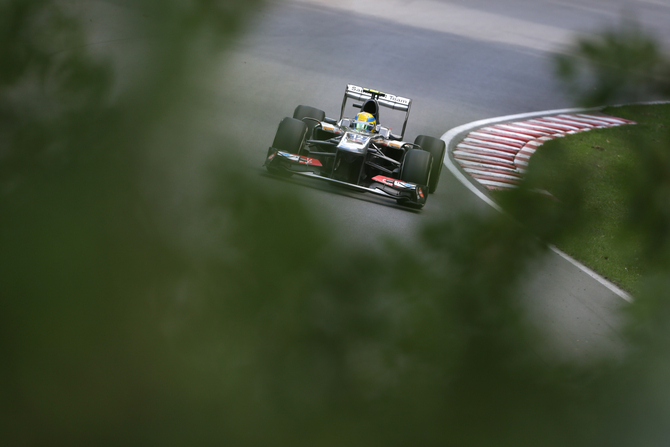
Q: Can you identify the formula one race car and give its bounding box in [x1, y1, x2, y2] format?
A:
[263, 84, 446, 208]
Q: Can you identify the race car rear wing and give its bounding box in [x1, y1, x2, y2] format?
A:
[339, 84, 413, 139]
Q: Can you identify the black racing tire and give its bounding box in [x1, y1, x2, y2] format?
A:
[414, 135, 445, 193]
[268, 117, 308, 177]
[400, 148, 432, 187]
[293, 105, 325, 140]
[272, 117, 307, 153]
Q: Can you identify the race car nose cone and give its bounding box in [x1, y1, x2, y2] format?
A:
[337, 132, 370, 154]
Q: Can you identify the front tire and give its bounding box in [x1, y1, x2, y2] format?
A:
[267, 117, 308, 177]
[398, 149, 431, 208]
[400, 148, 432, 187]
[414, 135, 445, 193]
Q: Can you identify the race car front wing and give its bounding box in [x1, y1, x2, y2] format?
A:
[264, 148, 426, 207]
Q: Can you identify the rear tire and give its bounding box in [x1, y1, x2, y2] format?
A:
[272, 117, 307, 153]
[414, 135, 445, 193]
[293, 105, 325, 140]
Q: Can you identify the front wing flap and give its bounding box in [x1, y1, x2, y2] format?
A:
[264, 148, 324, 172]
[369, 175, 426, 206]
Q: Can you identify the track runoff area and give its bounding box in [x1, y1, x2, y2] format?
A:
[441, 109, 634, 302]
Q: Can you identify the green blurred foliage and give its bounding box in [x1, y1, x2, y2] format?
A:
[554, 18, 670, 107]
[2, 2, 670, 446]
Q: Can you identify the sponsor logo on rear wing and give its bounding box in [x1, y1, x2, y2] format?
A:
[346, 84, 411, 111]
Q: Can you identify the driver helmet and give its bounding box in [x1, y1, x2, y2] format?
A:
[353, 112, 376, 132]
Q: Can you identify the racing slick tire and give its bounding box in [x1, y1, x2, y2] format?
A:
[400, 148, 432, 186]
[267, 117, 308, 177]
[293, 105, 325, 140]
[414, 135, 445, 194]
[398, 149, 432, 209]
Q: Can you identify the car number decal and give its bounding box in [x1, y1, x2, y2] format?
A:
[346, 133, 367, 144]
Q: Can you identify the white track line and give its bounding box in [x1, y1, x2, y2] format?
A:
[441, 107, 633, 302]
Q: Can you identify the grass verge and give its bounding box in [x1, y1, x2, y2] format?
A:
[495, 103, 670, 294]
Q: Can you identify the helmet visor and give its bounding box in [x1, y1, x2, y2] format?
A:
[354, 118, 375, 132]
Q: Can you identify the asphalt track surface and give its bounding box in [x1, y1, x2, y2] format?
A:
[84, 0, 670, 361]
